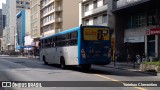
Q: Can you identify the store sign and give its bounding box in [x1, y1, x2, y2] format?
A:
[124, 36, 144, 43]
[146, 28, 160, 35]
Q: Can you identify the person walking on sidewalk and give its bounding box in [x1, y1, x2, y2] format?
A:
[136, 53, 141, 64]
[127, 54, 131, 64]
[142, 53, 146, 62]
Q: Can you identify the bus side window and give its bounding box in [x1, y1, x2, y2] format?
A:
[70, 39, 77, 46]
[70, 31, 78, 46]
[44, 39, 47, 48]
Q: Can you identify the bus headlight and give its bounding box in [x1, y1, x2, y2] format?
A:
[81, 49, 86, 59]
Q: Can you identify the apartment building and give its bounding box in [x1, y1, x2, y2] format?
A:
[30, 0, 41, 47]
[40, 0, 80, 37]
[16, 0, 30, 13]
[79, 0, 110, 26]
[112, 0, 160, 61]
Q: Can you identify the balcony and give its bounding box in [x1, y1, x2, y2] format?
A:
[55, 17, 62, 22]
[41, 0, 54, 9]
[42, 9, 55, 18]
[113, 0, 150, 10]
[42, 19, 55, 27]
[55, 6, 62, 11]
[83, 5, 107, 18]
[55, 29, 62, 33]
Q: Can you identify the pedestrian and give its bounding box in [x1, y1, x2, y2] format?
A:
[136, 53, 141, 64]
[127, 54, 131, 63]
[142, 53, 146, 62]
[114, 50, 119, 62]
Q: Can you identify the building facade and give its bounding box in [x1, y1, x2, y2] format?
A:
[16, 10, 31, 50]
[30, 0, 41, 47]
[112, 0, 160, 61]
[79, 0, 108, 26]
[16, 0, 30, 13]
[1, 3, 7, 52]
[5, 0, 16, 51]
[0, 9, 2, 37]
[40, 0, 80, 37]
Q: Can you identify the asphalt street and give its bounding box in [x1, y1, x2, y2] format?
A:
[0, 55, 159, 90]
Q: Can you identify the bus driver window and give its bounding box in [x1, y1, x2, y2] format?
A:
[97, 30, 103, 40]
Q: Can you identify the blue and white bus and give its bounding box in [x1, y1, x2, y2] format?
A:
[40, 25, 111, 69]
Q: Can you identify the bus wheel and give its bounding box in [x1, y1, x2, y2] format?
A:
[60, 57, 66, 69]
[81, 64, 91, 69]
[43, 56, 48, 65]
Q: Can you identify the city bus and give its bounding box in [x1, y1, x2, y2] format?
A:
[39, 25, 111, 69]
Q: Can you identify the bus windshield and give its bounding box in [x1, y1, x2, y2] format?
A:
[83, 27, 110, 41]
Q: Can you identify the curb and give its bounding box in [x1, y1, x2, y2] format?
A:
[103, 65, 158, 76]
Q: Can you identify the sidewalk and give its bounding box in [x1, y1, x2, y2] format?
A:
[104, 62, 141, 71]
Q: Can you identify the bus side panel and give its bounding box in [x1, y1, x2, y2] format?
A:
[64, 46, 78, 65]
[54, 46, 78, 65]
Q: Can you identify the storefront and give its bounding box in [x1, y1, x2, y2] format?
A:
[146, 27, 160, 59]
[124, 36, 145, 60]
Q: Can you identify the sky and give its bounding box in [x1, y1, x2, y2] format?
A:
[0, 0, 6, 9]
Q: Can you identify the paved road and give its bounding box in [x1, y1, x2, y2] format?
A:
[0, 55, 159, 90]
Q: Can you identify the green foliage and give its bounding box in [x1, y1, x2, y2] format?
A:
[143, 61, 160, 66]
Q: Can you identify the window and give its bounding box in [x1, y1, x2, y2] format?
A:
[132, 15, 139, 28]
[103, 0, 107, 5]
[93, 17, 98, 25]
[147, 12, 156, 26]
[93, 0, 97, 9]
[26, 2, 30, 5]
[139, 14, 146, 26]
[102, 14, 107, 23]
[85, 4, 89, 12]
[70, 39, 77, 46]
[126, 16, 132, 29]
[85, 19, 89, 25]
[70, 31, 78, 39]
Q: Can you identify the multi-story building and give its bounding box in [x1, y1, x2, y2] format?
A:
[0, 9, 2, 51]
[4, 0, 31, 52]
[112, 0, 160, 61]
[40, 0, 80, 37]
[5, 0, 16, 51]
[16, 0, 30, 13]
[16, 10, 31, 50]
[79, 0, 110, 26]
[30, 0, 41, 47]
[1, 3, 7, 52]
[0, 9, 2, 37]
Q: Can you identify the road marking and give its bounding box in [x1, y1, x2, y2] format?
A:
[94, 74, 147, 90]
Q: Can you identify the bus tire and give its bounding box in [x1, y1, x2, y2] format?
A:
[43, 56, 48, 65]
[60, 57, 66, 69]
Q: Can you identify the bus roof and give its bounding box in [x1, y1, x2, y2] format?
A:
[40, 25, 109, 40]
[40, 26, 80, 40]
